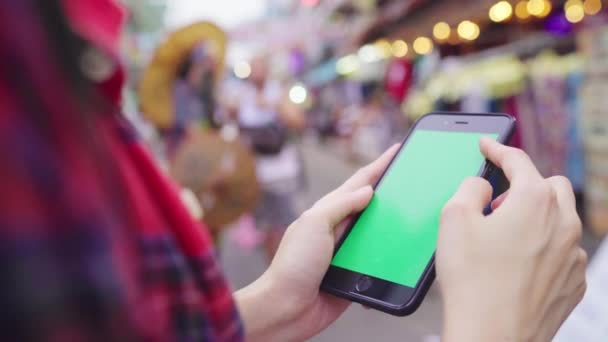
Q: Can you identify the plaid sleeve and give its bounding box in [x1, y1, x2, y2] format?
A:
[0, 107, 244, 341]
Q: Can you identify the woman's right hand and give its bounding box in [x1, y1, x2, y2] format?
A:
[437, 138, 587, 342]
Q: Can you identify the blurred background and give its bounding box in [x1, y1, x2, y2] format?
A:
[118, 0, 607, 340]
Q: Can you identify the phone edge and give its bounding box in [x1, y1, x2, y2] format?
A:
[321, 112, 517, 316]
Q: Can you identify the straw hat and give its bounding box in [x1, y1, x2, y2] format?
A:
[170, 128, 259, 231]
[139, 22, 227, 129]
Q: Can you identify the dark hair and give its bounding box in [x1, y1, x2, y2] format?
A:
[176, 56, 219, 127]
[177, 58, 193, 80]
[0, 0, 127, 220]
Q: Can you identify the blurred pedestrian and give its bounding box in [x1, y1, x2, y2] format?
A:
[162, 43, 220, 155]
[237, 56, 304, 259]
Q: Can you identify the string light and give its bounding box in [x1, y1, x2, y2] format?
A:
[358, 44, 381, 63]
[565, 0, 585, 23]
[413, 36, 433, 55]
[584, 0, 602, 15]
[515, 1, 531, 19]
[433, 22, 451, 40]
[391, 40, 408, 58]
[489, 1, 513, 23]
[457, 20, 480, 41]
[538, 0, 552, 18]
[233, 61, 251, 79]
[527, 0, 546, 16]
[374, 39, 393, 58]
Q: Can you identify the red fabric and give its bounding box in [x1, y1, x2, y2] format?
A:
[62, 0, 126, 104]
[0, 1, 244, 340]
[61, 0, 126, 54]
[384, 58, 413, 103]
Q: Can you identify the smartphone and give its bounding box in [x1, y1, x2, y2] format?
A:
[321, 112, 516, 316]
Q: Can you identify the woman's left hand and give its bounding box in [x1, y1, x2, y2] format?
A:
[235, 144, 399, 341]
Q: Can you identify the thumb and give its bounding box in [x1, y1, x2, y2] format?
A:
[311, 186, 374, 229]
[442, 177, 493, 221]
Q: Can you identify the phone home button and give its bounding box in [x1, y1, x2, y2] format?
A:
[355, 276, 373, 292]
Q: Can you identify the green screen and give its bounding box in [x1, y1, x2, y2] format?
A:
[331, 130, 497, 287]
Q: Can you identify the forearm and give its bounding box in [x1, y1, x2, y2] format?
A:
[234, 274, 300, 342]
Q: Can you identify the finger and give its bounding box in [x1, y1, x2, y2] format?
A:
[565, 248, 588, 294]
[310, 186, 374, 229]
[442, 177, 493, 219]
[480, 137, 543, 187]
[319, 292, 351, 319]
[546, 176, 576, 211]
[339, 144, 399, 193]
[333, 216, 353, 240]
[491, 190, 509, 211]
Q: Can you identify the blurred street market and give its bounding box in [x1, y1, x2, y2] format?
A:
[117, 0, 608, 340]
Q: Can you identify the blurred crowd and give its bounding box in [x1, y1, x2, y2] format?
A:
[128, 19, 416, 260]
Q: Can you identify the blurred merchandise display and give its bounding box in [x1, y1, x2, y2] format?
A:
[124, 0, 608, 247]
[305, 0, 606, 236]
[108, 1, 608, 339]
[107, 1, 608, 337]
[578, 26, 608, 236]
[403, 50, 586, 185]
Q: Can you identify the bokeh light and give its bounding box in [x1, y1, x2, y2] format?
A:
[457, 20, 480, 41]
[489, 1, 514, 23]
[375, 39, 393, 58]
[234, 61, 251, 79]
[433, 22, 451, 40]
[584, 0, 602, 15]
[527, 0, 547, 17]
[413, 36, 433, 55]
[391, 40, 408, 58]
[565, 0, 586, 23]
[301, 0, 320, 7]
[336, 54, 359, 75]
[515, 1, 531, 19]
[538, 0, 552, 18]
[289, 84, 308, 104]
[358, 44, 382, 63]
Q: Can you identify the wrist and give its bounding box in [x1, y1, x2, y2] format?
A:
[234, 273, 302, 341]
[441, 298, 524, 342]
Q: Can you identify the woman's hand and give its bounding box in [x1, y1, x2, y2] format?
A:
[438, 138, 587, 342]
[235, 144, 399, 342]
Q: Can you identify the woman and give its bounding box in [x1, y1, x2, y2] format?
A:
[0, 1, 586, 341]
[237, 56, 304, 259]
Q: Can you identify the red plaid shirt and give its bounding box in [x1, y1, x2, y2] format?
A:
[0, 0, 243, 340]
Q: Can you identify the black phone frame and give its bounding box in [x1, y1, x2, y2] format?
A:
[321, 112, 517, 316]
